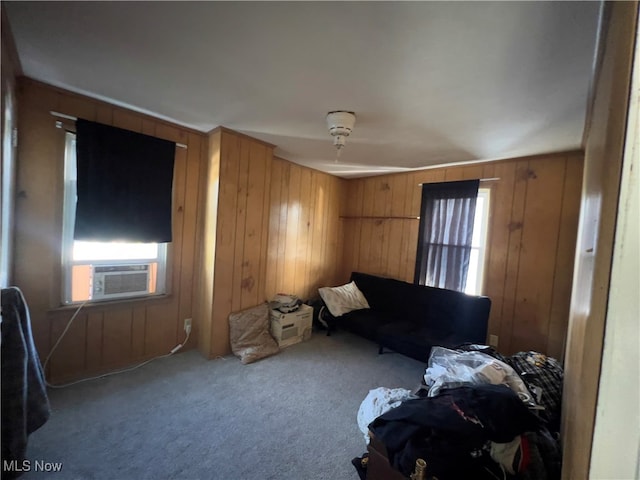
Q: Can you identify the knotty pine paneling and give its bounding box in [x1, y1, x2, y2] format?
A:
[198, 148, 347, 359]
[14, 79, 206, 383]
[342, 151, 583, 359]
[200, 129, 274, 357]
[265, 158, 346, 302]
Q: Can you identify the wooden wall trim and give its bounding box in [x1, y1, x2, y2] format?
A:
[581, 2, 607, 148]
[561, 2, 638, 478]
[196, 129, 220, 358]
[340, 216, 419, 220]
[590, 17, 640, 476]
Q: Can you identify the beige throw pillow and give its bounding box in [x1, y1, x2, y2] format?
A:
[318, 281, 370, 317]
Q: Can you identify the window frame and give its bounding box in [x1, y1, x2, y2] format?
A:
[463, 187, 491, 296]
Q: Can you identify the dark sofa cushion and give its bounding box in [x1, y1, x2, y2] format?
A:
[377, 321, 461, 363]
[349, 272, 414, 317]
[338, 309, 396, 343]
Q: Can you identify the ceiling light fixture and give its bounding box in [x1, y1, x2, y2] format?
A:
[326, 111, 356, 161]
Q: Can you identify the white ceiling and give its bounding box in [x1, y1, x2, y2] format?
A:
[6, 1, 600, 178]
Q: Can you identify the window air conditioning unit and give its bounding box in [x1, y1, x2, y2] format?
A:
[91, 264, 150, 300]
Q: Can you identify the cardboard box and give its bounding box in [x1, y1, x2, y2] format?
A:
[270, 304, 313, 347]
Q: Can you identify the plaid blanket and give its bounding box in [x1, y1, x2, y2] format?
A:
[508, 351, 563, 433]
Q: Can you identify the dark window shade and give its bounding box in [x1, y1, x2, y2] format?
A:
[74, 119, 175, 243]
[414, 179, 479, 292]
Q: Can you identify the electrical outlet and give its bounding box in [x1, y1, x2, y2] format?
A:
[489, 334, 499, 348]
[184, 318, 192, 334]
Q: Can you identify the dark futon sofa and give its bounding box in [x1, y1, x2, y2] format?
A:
[327, 272, 491, 363]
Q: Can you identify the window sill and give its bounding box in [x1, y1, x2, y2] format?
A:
[48, 293, 174, 314]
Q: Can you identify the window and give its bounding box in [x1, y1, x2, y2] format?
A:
[415, 180, 490, 295]
[61, 132, 168, 304]
[464, 188, 490, 295]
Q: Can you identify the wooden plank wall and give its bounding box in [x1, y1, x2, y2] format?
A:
[201, 129, 274, 357]
[561, 3, 638, 478]
[195, 129, 221, 358]
[199, 143, 347, 358]
[13, 80, 584, 382]
[13, 79, 207, 382]
[342, 151, 583, 359]
[265, 157, 346, 301]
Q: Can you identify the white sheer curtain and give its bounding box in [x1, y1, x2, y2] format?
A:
[414, 180, 479, 292]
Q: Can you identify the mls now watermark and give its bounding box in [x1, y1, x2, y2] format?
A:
[3, 460, 63, 473]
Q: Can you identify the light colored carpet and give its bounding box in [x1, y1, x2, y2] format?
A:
[22, 331, 426, 480]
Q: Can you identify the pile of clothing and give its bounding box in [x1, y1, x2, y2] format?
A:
[358, 345, 564, 480]
[269, 294, 301, 313]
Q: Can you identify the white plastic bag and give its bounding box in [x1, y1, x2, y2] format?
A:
[424, 347, 534, 404]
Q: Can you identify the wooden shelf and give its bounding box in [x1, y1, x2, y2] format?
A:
[339, 216, 420, 220]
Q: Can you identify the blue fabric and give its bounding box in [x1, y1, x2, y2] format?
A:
[1, 287, 50, 477]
